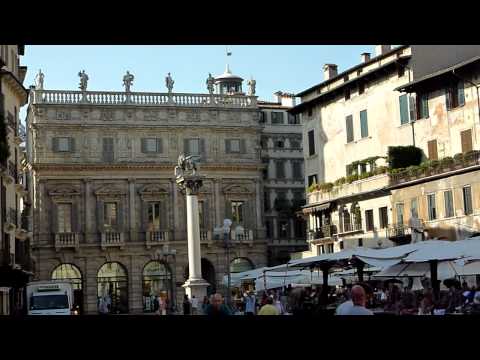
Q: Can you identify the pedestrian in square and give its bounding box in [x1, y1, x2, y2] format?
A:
[183, 294, 191, 315]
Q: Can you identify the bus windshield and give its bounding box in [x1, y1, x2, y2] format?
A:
[30, 295, 69, 310]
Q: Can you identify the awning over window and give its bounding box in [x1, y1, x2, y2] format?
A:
[302, 202, 331, 214]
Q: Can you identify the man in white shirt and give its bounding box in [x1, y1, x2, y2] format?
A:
[191, 295, 199, 315]
[338, 285, 374, 315]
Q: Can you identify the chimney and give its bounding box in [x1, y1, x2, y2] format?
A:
[375, 45, 391, 57]
[274, 91, 296, 107]
[361, 52, 371, 63]
[323, 64, 338, 81]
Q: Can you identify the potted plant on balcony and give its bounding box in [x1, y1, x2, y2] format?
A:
[440, 156, 454, 172]
[453, 153, 465, 169]
[464, 150, 480, 166]
[428, 159, 441, 175]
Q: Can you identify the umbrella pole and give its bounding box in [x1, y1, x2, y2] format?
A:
[430, 260, 439, 301]
[320, 264, 330, 307]
[357, 261, 365, 283]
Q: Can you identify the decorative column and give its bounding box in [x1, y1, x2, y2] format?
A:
[175, 156, 209, 301]
[254, 179, 265, 239]
[128, 178, 135, 242]
[169, 180, 177, 241]
[213, 178, 221, 227]
[83, 178, 90, 243]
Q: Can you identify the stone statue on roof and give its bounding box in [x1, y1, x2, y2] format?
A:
[165, 72, 174, 93]
[206, 73, 215, 94]
[247, 77, 256, 96]
[35, 69, 44, 90]
[123, 71, 134, 93]
[78, 70, 89, 92]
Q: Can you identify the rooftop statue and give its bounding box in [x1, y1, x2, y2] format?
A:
[247, 77, 256, 96]
[206, 73, 215, 94]
[123, 71, 134, 93]
[78, 70, 89, 92]
[165, 72, 174, 93]
[35, 69, 44, 90]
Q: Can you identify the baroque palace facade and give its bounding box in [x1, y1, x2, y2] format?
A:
[26, 67, 271, 314]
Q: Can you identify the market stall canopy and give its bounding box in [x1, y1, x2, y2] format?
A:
[255, 270, 343, 291]
[403, 237, 480, 263]
[373, 261, 460, 279]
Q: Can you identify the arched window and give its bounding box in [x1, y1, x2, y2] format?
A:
[51, 263, 83, 313]
[230, 257, 254, 274]
[97, 262, 128, 314]
[142, 261, 172, 313]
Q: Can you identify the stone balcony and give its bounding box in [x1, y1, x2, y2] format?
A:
[55, 233, 80, 251]
[307, 174, 389, 205]
[101, 232, 125, 250]
[267, 238, 308, 247]
[32, 89, 257, 109]
[307, 225, 338, 243]
[145, 230, 171, 248]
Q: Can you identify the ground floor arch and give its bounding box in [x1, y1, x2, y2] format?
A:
[97, 262, 128, 314]
[51, 263, 84, 314]
[142, 260, 173, 313]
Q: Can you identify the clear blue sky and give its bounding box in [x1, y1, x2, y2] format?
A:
[20, 45, 377, 119]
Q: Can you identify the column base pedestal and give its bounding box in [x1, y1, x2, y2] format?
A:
[182, 278, 210, 305]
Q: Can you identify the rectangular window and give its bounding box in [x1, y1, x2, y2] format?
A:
[416, 93, 429, 119]
[427, 194, 437, 221]
[288, 113, 300, 125]
[274, 139, 285, 149]
[339, 241, 344, 250]
[148, 202, 161, 230]
[360, 110, 368, 138]
[346, 115, 354, 143]
[226, 139, 242, 153]
[260, 112, 267, 124]
[308, 130, 315, 156]
[142, 138, 162, 153]
[428, 140, 438, 160]
[410, 198, 418, 218]
[58, 138, 70, 152]
[57, 203, 72, 233]
[104, 202, 118, 230]
[358, 82, 365, 95]
[275, 161, 285, 179]
[231, 201, 244, 224]
[102, 138, 114, 162]
[308, 175, 317, 187]
[461, 129, 473, 153]
[198, 201, 205, 229]
[290, 138, 301, 149]
[292, 161, 302, 179]
[379, 207, 388, 229]
[399, 94, 410, 125]
[444, 190, 454, 218]
[279, 220, 289, 239]
[446, 81, 465, 110]
[365, 209, 374, 231]
[327, 243, 334, 254]
[307, 107, 312, 117]
[189, 139, 200, 155]
[360, 163, 367, 174]
[358, 238, 363, 247]
[271, 112, 284, 124]
[396, 203, 405, 225]
[463, 186, 473, 215]
[398, 66, 405, 78]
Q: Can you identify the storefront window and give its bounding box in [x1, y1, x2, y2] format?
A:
[142, 261, 172, 313]
[97, 262, 128, 314]
[52, 263, 83, 313]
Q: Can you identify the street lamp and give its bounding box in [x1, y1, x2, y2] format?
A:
[223, 218, 232, 307]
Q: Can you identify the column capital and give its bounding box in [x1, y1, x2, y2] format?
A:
[127, 178, 136, 184]
[176, 175, 205, 196]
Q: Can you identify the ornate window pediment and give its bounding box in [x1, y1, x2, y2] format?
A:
[94, 185, 126, 197]
[222, 184, 252, 195]
[49, 186, 81, 197]
[138, 184, 168, 201]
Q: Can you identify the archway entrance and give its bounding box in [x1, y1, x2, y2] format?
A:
[97, 262, 128, 314]
[51, 263, 83, 314]
[230, 257, 254, 273]
[142, 261, 173, 313]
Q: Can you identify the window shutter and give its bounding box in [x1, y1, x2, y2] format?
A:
[225, 139, 231, 153]
[118, 202, 125, 232]
[225, 200, 232, 221]
[346, 115, 354, 142]
[409, 95, 417, 121]
[183, 139, 189, 155]
[445, 88, 452, 110]
[97, 200, 104, 232]
[53, 138, 59, 152]
[141, 138, 147, 153]
[141, 201, 149, 231]
[428, 140, 438, 160]
[199, 139, 206, 161]
[461, 129, 473, 153]
[360, 110, 368, 138]
[240, 139, 246, 154]
[69, 138, 75, 152]
[159, 201, 168, 230]
[399, 95, 409, 125]
[51, 202, 58, 233]
[156, 138, 163, 153]
[421, 94, 429, 118]
[458, 82, 465, 107]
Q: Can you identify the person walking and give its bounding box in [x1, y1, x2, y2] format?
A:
[258, 296, 279, 315]
[183, 294, 191, 315]
[205, 293, 232, 316]
[191, 295, 199, 315]
[201, 295, 210, 315]
[340, 285, 374, 315]
[244, 291, 256, 315]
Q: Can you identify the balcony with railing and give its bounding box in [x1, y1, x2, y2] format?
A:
[54, 233, 80, 250]
[101, 232, 124, 249]
[386, 223, 414, 245]
[389, 150, 480, 186]
[32, 89, 257, 109]
[307, 224, 338, 242]
[145, 230, 170, 248]
[337, 221, 363, 236]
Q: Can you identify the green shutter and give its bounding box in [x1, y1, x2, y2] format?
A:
[52, 138, 59, 152]
[360, 110, 368, 138]
[346, 115, 354, 142]
[458, 81, 465, 106]
[421, 94, 429, 119]
[399, 94, 409, 125]
[225, 139, 231, 153]
[408, 95, 417, 121]
[156, 138, 163, 153]
[445, 88, 452, 110]
[141, 138, 147, 153]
